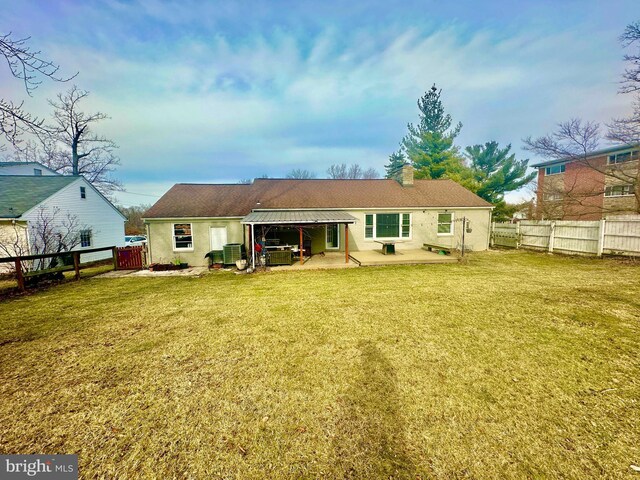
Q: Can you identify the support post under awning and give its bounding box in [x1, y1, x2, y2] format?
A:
[299, 227, 304, 265]
[345, 223, 349, 263]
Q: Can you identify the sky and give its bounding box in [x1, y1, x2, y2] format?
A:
[1, 0, 638, 206]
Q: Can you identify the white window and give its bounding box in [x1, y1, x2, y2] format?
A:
[173, 223, 193, 250]
[545, 164, 565, 175]
[80, 230, 92, 247]
[604, 185, 634, 197]
[364, 213, 411, 240]
[437, 213, 454, 236]
[543, 192, 563, 201]
[608, 150, 639, 164]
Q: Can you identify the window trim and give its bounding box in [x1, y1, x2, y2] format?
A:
[604, 184, 634, 197]
[544, 164, 566, 176]
[173, 223, 194, 251]
[80, 229, 92, 248]
[543, 192, 563, 201]
[437, 212, 454, 236]
[364, 212, 412, 241]
[607, 149, 639, 165]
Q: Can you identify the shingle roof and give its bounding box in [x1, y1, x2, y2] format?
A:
[0, 176, 79, 218]
[144, 178, 492, 219]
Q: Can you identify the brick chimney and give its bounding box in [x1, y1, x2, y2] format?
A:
[393, 164, 414, 187]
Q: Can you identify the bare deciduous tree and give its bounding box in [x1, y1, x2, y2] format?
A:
[326, 163, 380, 179]
[620, 21, 640, 94]
[0, 206, 86, 273]
[608, 21, 640, 147]
[0, 32, 75, 148]
[39, 86, 122, 195]
[286, 168, 316, 179]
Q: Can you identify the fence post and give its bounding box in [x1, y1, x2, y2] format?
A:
[515, 222, 521, 249]
[15, 258, 25, 291]
[112, 246, 118, 271]
[73, 252, 81, 280]
[596, 219, 606, 257]
[490, 222, 495, 247]
[548, 221, 556, 253]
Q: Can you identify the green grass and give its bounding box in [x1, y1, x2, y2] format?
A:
[0, 250, 639, 478]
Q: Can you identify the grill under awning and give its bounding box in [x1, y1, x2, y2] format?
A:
[241, 210, 357, 225]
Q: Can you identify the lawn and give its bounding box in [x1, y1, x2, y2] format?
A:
[0, 250, 638, 478]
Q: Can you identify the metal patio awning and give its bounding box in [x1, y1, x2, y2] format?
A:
[241, 210, 357, 225]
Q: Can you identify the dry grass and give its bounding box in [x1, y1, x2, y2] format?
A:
[0, 250, 638, 478]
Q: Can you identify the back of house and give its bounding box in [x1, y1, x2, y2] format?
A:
[143, 166, 494, 267]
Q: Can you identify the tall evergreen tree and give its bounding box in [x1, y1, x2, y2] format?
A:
[465, 141, 535, 220]
[384, 150, 407, 178]
[401, 85, 466, 179]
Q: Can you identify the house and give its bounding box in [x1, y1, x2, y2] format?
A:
[534, 144, 639, 220]
[0, 161, 60, 176]
[143, 166, 494, 267]
[0, 175, 126, 264]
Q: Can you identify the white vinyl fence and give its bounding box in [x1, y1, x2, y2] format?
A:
[491, 217, 640, 257]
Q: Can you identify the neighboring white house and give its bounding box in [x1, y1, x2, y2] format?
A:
[0, 175, 126, 266]
[0, 161, 60, 176]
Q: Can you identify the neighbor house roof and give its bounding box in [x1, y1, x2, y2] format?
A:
[144, 178, 493, 219]
[0, 175, 79, 218]
[0, 161, 61, 174]
[531, 144, 640, 168]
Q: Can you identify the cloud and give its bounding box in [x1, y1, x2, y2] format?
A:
[1, 0, 635, 202]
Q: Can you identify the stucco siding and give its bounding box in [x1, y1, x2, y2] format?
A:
[146, 218, 244, 266]
[341, 208, 491, 252]
[146, 207, 492, 266]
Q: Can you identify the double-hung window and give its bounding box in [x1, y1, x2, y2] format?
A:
[80, 230, 92, 247]
[437, 213, 453, 235]
[173, 223, 193, 250]
[364, 213, 411, 239]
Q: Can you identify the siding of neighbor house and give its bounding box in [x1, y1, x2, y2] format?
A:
[145, 207, 491, 267]
[0, 221, 28, 273]
[0, 163, 59, 176]
[20, 178, 126, 262]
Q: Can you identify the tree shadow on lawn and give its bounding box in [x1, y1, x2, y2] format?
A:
[332, 340, 418, 479]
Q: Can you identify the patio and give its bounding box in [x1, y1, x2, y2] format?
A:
[269, 249, 458, 270]
[350, 248, 458, 266]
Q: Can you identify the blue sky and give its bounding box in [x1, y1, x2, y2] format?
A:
[1, 0, 638, 206]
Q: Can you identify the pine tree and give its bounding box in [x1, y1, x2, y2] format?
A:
[464, 141, 535, 220]
[384, 150, 407, 178]
[401, 85, 466, 179]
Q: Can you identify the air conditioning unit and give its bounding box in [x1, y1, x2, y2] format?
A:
[223, 243, 242, 265]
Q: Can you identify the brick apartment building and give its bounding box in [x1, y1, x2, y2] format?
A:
[534, 145, 639, 220]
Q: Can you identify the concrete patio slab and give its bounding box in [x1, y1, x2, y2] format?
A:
[350, 249, 458, 266]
